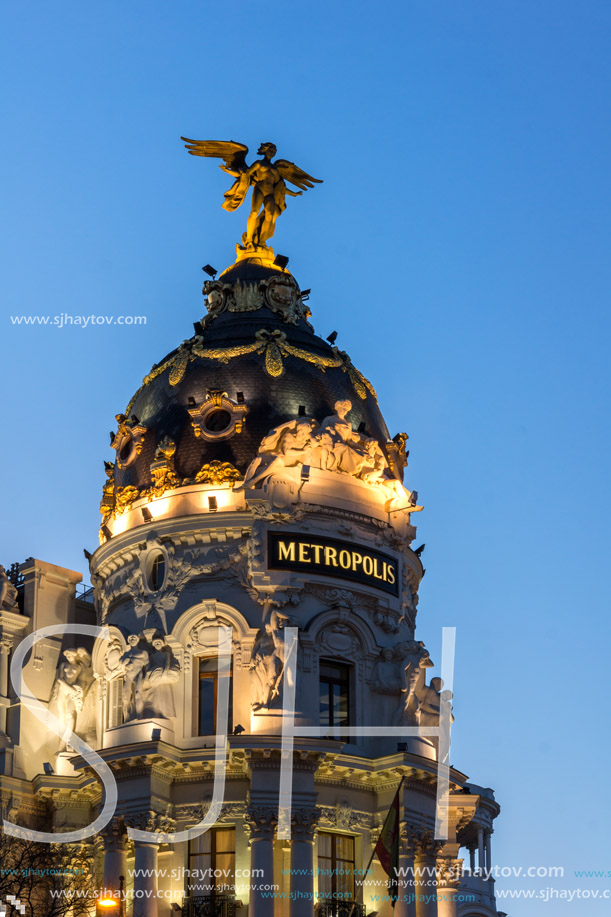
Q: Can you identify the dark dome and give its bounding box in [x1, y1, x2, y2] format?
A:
[112, 261, 393, 493]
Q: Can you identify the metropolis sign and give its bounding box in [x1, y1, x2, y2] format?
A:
[268, 532, 399, 596]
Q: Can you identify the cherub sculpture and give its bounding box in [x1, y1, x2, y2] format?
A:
[181, 138, 322, 252]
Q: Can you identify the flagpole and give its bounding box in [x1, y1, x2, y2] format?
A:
[347, 776, 405, 917]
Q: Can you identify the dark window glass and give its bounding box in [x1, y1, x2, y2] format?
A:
[204, 409, 232, 432]
[199, 656, 233, 736]
[320, 660, 351, 741]
[119, 436, 133, 463]
[150, 554, 165, 591]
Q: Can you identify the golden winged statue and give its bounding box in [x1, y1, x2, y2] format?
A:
[181, 138, 322, 254]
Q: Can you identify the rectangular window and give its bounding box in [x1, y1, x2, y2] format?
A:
[319, 660, 351, 741]
[199, 656, 233, 736]
[318, 831, 356, 901]
[189, 826, 236, 895]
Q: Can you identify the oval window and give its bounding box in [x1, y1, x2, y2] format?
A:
[119, 435, 134, 465]
[149, 553, 166, 591]
[204, 409, 232, 433]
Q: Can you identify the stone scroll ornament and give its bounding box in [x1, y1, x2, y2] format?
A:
[180, 138, 322, 255]
[238, 399, 420, 507]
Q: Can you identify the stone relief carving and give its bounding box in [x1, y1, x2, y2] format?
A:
[0, 565, 18, 611]
[240, 400, 420, 509]
[201, 271, 310, 326]
[96, 535, 249, 625]
[317, 623, 361, 658]
[50, 648, 97, 751]
[370, 647, 406, 695]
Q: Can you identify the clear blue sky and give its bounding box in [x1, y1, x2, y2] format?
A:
[2, 1, 610, 911]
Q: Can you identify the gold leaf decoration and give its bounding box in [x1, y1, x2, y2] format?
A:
[195, 460, 241, 485]
[265, 341, 284, 377]
[169, 347, 190, 386]
[114, 485, 141, 514]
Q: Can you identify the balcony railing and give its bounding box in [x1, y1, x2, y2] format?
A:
[184, 896, 237, 917]
[316, 900, 366, 917]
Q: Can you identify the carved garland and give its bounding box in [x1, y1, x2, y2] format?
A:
[125, 330, 376, 415]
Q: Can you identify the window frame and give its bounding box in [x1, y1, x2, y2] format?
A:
[317, 831, 357, 903]
[198, 654, 233, 737]
[319, 658, 352, 742]
[188, 825, 236, 898]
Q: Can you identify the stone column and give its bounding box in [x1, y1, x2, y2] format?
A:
[133, 842, 159, 917]
[414, 839, 439, 917]
[477, 825, 485, 875]
[289, 808, 319, 917]
[468, 846, 476, 874]
[393, 828, 417, 917]
[0, 640, 11, 736]
[102, 818, 128, 897]
[247, 806, 278, 917]
[435, 857, 463, 917]
[485, 831, 492, 872]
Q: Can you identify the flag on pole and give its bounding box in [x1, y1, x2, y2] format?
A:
[374, 777, 404, 907]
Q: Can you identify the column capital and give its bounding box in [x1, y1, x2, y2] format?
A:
[412, 830, 443, 861]
[290, 806, 320, 841]
[101, 816, 129, 851]
[436, 857, 463, 889]
[125, 809, 176, 837]
[246, 805, 278, 840]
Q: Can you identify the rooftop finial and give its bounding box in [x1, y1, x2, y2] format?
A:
[180, 138, 322, 261]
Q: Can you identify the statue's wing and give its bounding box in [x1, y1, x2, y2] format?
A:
[180, 138, 249, 173]
[275, 159, 323, 191]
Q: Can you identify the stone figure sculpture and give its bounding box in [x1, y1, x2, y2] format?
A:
[395, 641, 434, 726]
[241, 400, 416, 506]
[181, 138, 322, 253]
[140, 635, 180, 720]
[50, 648, 97, 751]
[119, 633, 180, 722]
[119, 634, 150, 722]
[0, 565, 18, 610]
[249, 612, 293, 708]
[250, 624, 277, 710]
[238, 419, 318, 490]
[417, 676, 455, 729]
